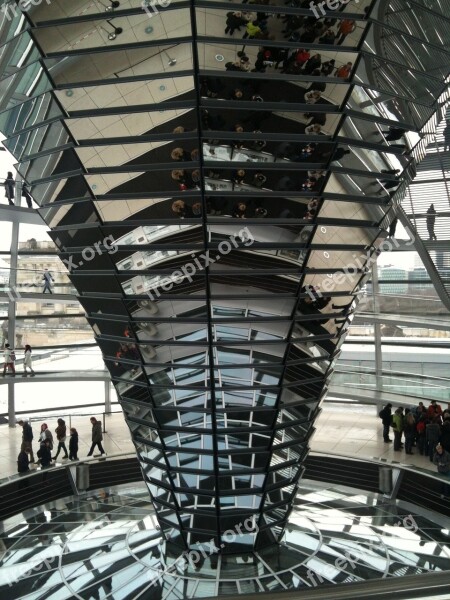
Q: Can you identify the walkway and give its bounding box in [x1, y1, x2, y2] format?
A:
[0, 404, 438, 480]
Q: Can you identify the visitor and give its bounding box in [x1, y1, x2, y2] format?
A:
[388, 217, 398, 238]
[17, 449, 30, 473]
[427, 399, 443, 421]
[42, 269, 54, 293]
[53, 418, 69, 461]
[39, 423, 53, 450]
[4, 171, 15, 206]
[335, 62, 353, 79]
[426, 204, 437, 241]
[22, 183, 33, 208]
[378, 403, 392, 443]
[23, 344, 35, 376]
[392, 407, 404, 451]
[69, 427, 79, 461]
[426, 417, 441, 462]
[336, 19, 356, 45]
[433, 443, 450, 498]
[37, 439, 52, 468]
[403, 411, 416, 455]
[2, 343, 15, 376]
[87, 417, 106, 457]
[17, 419, 34, 463]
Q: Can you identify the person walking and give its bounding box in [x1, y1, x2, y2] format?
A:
[39, 423, 53, 451]
[4, 171, 15, 206]
[42, 269, 55, 293]
[17, 419, 35, 463]
[87, 417, 106, 456]
[69, 427, 79, 461]
[2, 343, 15, 376]
[379, 403, 392, 442]
[443, 119, 450, 152]
[22, 344, 35, 376]
[22, 183, 33, 208]
[433, 443, 450, 498]
[388, 217, 398, 238]
[426, 204, 437, 240]
[53, 418, 69, 461]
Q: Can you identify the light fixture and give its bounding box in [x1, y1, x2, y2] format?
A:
[108, 28, 122, 40]
[100, 20, 123, 41]
[163, 52, 176, 67]
[96, 0, 120, 10]
[106, 1, 120, 11]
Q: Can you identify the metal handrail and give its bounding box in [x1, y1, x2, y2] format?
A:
[4, 448, 448, 489]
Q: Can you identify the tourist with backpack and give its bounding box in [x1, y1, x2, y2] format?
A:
[378, 403, 392, 443]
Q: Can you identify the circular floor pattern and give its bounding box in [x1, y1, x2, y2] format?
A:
[0, 481, 449, 599]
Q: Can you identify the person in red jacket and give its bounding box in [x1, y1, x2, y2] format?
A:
[427, 400, 443, 421]
[336, 19, 356, 45]
[335, 62, 353, 79]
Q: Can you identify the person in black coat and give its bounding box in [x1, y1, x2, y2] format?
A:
[302, 54, 322, 75]
[224, 11, 247, 35]
[379, 403, 393, 443]
[426, 203, 437, 240]
[17, 450, 30, 473]
[37, 439, 52, 467]
[69, 428, 79, 461]
[4, 171, 15, 205]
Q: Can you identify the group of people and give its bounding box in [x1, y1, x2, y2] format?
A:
[17, 416, 106, 472]
[2, 343, 35, 376]
[224, 4, 359, 46]
[379, 401, 450, 455]
[379, 401, 450, 496]
[3, 172, 34, 208]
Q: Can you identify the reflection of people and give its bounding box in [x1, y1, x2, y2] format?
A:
[426, 203, 437, 240]
[444, 120, 450, 152]
[4, 172, 15, 205]
[232, 202, 247, 218]
[171, 199, 194, 218]
[42, 268, 54, 293]
[388, 217, 398, 238]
